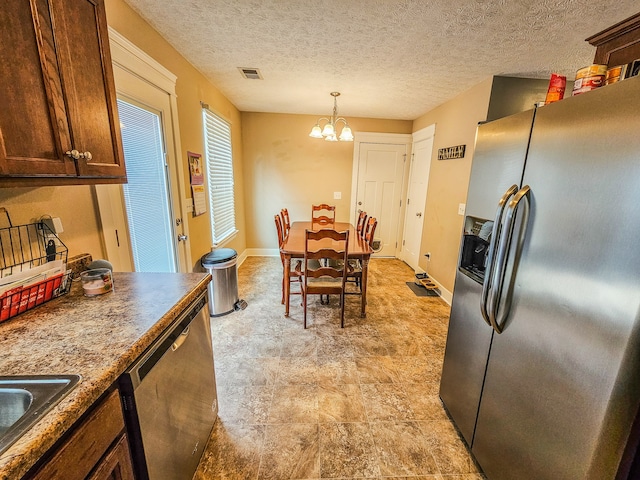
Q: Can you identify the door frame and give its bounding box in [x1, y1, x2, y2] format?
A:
[99, 27, 192, 272]
[350, 132, 412, 258]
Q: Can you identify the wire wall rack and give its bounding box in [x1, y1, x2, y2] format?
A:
[0, 208, 71, 322]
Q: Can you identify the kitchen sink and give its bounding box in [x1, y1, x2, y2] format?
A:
[0, 375, 80, 455]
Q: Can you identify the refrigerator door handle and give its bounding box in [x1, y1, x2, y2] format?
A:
[488, 185, 531, 333]
[480, 184, 519, 326]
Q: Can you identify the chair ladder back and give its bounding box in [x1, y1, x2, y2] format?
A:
[274, 214, 284, 247]
[275, 213, 302, 305]
[364, 217, 377, 247]
[280, 208, 291, 234]
[356, 210, 367, 235]
[311, 204, 336, 227]
[302, 228, 350, 328]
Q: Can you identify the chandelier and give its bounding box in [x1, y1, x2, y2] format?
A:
[309, 92, 354, 142]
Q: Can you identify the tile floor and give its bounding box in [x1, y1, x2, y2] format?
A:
[193, 256, 485, 480]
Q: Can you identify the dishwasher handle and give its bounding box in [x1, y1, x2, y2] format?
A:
[171, 326, 190, 351]
[124, 293, 208, 388]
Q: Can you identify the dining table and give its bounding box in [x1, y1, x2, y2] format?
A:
[280, 221, 373, 318]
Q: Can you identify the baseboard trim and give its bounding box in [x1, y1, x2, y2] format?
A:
[236, 248, 277, 268]
[242, 248, 279, 259]
[428, 276, 452, 305]
[236, 249, 249, 267]
[238, 249, 453, 305]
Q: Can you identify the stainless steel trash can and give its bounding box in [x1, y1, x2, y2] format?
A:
[201, 248, 238, 316]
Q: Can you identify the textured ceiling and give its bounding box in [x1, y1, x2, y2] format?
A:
[121, 0, 639, 120]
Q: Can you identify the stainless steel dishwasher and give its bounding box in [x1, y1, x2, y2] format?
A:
[119, 292, 218, 480]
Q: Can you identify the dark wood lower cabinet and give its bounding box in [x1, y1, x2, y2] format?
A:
[87, 434, 135, 480]
[26, 389, 135, 480]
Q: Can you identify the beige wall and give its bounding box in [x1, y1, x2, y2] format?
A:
[0, 0, 496, 291]
[241, 112, 412, 250]
[0, 0, 246, 271]
[105, 0, 246, 270]
[412, 77, 493, 294]
[0, 186, 104, 258]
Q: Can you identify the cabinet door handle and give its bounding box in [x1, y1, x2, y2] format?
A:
[65, 150, 92, 160]
[178, 234, 188, 241]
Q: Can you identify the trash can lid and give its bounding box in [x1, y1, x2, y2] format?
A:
[201, 248, 237, 266]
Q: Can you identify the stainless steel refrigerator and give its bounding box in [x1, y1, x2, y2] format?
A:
[439, 75, 640, 480]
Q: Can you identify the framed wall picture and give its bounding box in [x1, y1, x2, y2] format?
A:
[188, 151, 204, 185]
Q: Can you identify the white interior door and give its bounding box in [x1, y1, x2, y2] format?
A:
[95, 62, 186, 272]
[354, 142, 407, 257]
[94, 180, 134, 271]
[401, 124, 435, 271]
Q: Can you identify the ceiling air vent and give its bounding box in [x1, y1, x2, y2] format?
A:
[238, 67, 263, 80]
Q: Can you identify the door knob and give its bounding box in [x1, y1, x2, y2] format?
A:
[178, 234, 188, 241]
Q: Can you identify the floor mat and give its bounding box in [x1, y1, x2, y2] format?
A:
[406, 281, 440, 297]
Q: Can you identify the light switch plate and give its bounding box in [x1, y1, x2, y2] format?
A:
[334, 192, 342, 200]
[42, 216, 63, 234]
[186, 198, 194, 213]
[52, 217, 64, 233]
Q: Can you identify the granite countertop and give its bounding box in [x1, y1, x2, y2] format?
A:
[0, 271, 211, 480]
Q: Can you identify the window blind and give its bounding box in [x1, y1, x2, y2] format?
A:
[203, 108, 236, 245]
[118, 99, 176, 272]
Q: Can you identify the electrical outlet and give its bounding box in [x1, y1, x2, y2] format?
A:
[458, 203, 466, 216]
[334, 192, 342, 200]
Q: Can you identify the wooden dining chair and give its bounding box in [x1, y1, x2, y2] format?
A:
[347, 217, 377, 291]
[311, 204, 336, 227]
[275, 214, 302, 305]
[347, 209, 367, 276]
[280, 208, 291, 235]
[355, 210, 367, 236]
[363, 217, 377, 246]
[300, 228, 349, 328]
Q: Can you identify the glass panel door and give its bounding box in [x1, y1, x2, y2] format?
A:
[118, 98, 177, 273]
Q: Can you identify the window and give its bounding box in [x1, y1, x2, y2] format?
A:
[202, 108, 236, 245]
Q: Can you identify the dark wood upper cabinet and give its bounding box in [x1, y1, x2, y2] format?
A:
[587, 12, 640, 68]
[0, 0, 126, 186]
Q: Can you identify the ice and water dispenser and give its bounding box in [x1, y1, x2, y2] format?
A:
[459, 216, 494, 284]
